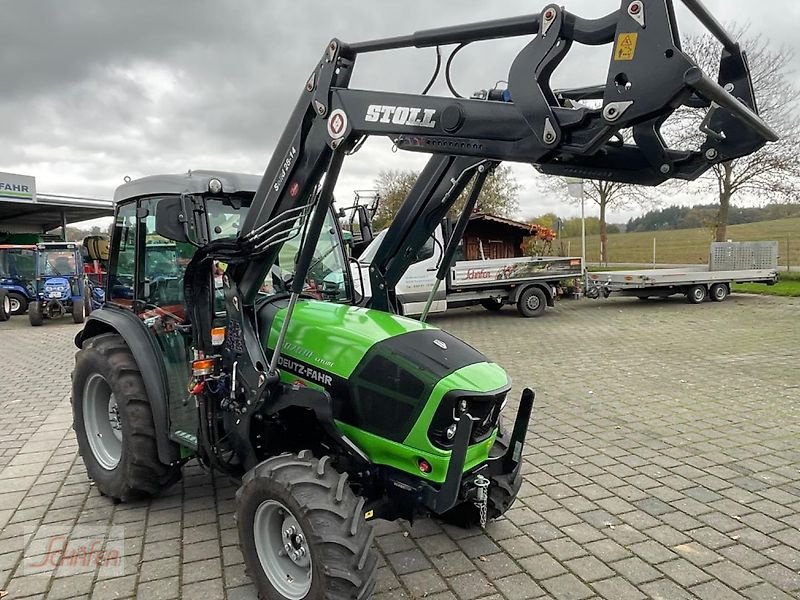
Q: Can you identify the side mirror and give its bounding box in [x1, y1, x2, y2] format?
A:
[155, 195, 209, 246]
[355, 206, 373, 245]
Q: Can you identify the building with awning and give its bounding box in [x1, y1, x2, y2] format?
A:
[0, 171, 113, 241]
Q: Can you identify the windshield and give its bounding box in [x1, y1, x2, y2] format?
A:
[0, 248, 36, 280]
[145, 244, 180, 278]
[207, 196, 250, 240]
[39, 249, 76, 277]
[259, 209, 351, 302]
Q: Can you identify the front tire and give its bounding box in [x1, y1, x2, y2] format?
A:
[687, 284, 708, 304]
[72, 333, 181, 501]
[72, 296, 86, 324]
[28, 301, 44, 326]
[237, 451, 378, 600]
[0, 290, 9, 322]
[516, 287, 547, 318]
[481, 298, 504, 312]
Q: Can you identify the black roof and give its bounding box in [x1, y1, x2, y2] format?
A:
[114, 170, 263, 203]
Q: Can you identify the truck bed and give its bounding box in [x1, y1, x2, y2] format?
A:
[451, 256, 582, 289]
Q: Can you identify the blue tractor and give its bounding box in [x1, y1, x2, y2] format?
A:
[0, 244, 38, 316]
[28, 242, 89, 326]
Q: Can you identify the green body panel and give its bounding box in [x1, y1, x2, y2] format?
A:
[267, 299, 430, 377]
[269, 300, 511, 483]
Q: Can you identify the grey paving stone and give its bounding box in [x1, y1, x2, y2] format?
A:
[386, 548, 432, 575]
[541, 573, 594, 600]
[448, 571, 496, 600]
[591, 576, 647, 600]
[493, 572, 545, 600]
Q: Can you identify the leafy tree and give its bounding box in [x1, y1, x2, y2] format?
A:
[667, 27, 800, 241]
[372, 165, 521, 230]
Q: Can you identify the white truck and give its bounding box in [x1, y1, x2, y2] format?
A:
[586, 242, 779, 303]
[350, 224, 583, 318]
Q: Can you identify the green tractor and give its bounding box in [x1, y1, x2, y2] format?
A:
[71, 3, 775, 598]
[72, 170, 531, 599]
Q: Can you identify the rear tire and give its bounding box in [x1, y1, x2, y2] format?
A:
[481, 298, 504, 312]
[237, 451, 377, 600]
[687, 285, 708, 304]
[72, 296, 86, 324]
[72, 333, 181, 501]
[7, 292, 27, 315]
[28, 301, 44, 326]
[0, 291, 9, 322]
[516, 287, 547, 318]
[710, 283, 729, 302]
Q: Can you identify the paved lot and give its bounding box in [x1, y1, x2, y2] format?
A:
[0, 294, 799, 600]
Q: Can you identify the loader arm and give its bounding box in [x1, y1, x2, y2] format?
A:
[190, 0, 777, 409]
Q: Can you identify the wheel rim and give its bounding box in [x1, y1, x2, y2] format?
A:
[694, 288, 705, 302]
[9, 297, 20, 313]
[254, 500, 312, 599]
[715, 286, 726, 300]
[2, 296, 9, 315]
[83, 373, 122, 470]
[525, 294, 541, 311]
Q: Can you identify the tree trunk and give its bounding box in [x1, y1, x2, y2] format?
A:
[599, 198, 608, 265]
[715, 163, 734, 242]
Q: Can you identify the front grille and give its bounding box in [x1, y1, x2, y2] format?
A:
[428, 391, 506, 450]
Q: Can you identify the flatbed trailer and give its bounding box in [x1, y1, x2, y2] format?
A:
[587, 242, 779, 304]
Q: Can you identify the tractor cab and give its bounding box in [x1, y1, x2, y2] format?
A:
[28, 242, 87, 326]
[0, 244, 37, 316]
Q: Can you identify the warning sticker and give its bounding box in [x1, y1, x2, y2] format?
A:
[614, 32, 638, 61]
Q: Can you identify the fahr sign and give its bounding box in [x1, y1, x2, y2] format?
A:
[0, 171, 37, 203]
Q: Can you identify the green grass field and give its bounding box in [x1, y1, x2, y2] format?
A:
[561, 217, 800, 267]
[732, 271, 800, 298]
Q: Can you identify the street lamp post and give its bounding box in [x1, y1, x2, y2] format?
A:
[565, 178, 588, 294]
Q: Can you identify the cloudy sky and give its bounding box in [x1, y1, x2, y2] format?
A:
[2, 0, 798, 226]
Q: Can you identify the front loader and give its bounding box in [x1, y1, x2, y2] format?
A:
[71, 2, 776, 599]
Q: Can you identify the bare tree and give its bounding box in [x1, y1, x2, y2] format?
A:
[667, 27, 800, 241]
[539, 176, 649, 264]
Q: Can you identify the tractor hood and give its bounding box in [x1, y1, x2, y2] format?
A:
[259, 298, 510, 453]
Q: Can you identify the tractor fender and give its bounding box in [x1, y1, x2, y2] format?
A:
[509, 282, 555, 307]
[75, 306, 180, 466]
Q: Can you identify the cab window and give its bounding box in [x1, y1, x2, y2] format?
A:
[108, 202, 137, 303]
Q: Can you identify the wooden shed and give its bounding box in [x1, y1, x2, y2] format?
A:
[462, 213, 531, 261]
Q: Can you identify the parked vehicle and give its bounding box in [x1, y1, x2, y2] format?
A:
[29, 242, 88, 325]
[587, 242, 779, 303]
[0, 244, 37, 315]
[349, 223, 583, 317]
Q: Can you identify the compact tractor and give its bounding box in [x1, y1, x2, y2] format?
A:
[71, 2, 776, 598]
[29, 242, 90, 326]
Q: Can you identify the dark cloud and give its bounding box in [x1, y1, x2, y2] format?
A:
[1, 0, 797, 222]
